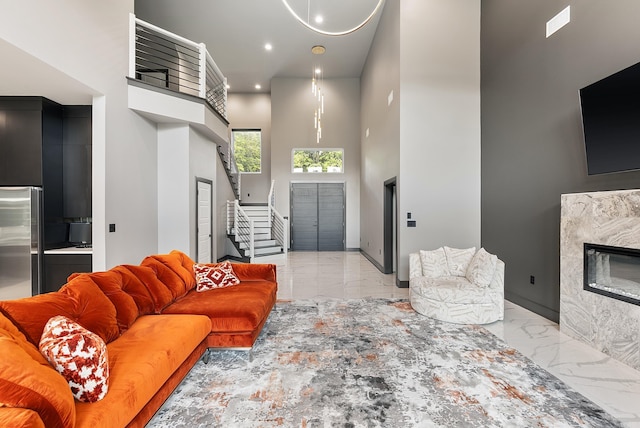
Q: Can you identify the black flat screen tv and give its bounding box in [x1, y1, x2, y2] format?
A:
[579, 61, 640, 175]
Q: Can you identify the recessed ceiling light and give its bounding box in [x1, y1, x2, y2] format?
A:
[315, 68, 322, 75]
[315, 15, 323, 24]
[264, 43, 273, 51]
[311, 45, 326, 55]
[225, 84, 230, 89]
[255, 84, 262, 90]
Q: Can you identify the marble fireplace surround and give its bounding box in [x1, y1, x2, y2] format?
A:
[560, 189, 640, 371]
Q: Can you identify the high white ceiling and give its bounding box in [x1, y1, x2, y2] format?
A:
[134, 0, 384, 93]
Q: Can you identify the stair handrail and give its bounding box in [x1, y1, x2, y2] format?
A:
[271, 207, 288, 256]
[226, 200, 235, 235]
[267, 180, 276, 227]
[267, 180, 288, 255]
[233, 200, 254, 259]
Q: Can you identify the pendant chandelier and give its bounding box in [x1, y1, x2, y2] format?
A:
[312, 66, 324, 144]
[281, 0, 385, 37]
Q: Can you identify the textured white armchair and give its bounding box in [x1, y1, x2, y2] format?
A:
[409, 247, 505, 325]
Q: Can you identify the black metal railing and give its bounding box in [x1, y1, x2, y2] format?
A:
[129, 14, 227, 120]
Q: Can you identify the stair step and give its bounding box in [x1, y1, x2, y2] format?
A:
[239, 239, 277, 250]
[253, 246, 283, 256]
[232, 232, 271, 241]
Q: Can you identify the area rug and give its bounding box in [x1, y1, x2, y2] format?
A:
[147, 299, 622, 427]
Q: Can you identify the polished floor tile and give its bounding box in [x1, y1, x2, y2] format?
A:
[275, 251, 640, 427]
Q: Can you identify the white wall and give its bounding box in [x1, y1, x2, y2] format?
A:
[157, 124, 218, 260]
[0, 0, 160, 269]
[271, 77, 361, 249]
[360, 0, 401, 267]
[189, 127, 218, 260]
[397, 0, 481, 280]
[227, 94, 272, 203]
[360, 0, 481, 282]
[157, 124, 191, 254]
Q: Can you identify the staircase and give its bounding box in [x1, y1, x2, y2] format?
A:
[227, 201, 287, 264]
[217, 144, 240, 200]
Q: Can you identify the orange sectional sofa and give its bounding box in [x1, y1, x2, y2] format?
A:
[0, 250, 277, 428]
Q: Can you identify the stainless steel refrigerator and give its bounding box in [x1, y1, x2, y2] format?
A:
[0, 187, 43, 300]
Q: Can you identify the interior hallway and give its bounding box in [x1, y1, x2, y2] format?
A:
[275, 251, 640, 427]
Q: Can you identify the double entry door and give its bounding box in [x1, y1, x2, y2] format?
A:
[290, 182, 345, 251]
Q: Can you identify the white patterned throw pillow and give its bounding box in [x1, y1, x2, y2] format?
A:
[193, 261, 240, 291]
[419, 248, 450, 278]
[444, 247, 476, 277]
[39, 315, 109, 403]
[466, 248, 498, 288]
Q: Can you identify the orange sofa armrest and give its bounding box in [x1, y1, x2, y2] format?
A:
[229, 263, 277, 282]
[0, 407, 45, 428]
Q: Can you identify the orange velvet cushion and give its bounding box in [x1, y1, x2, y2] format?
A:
[175, 249, 197, 274]
[163, 280, 277, 333]
[40, 316, 109, 403]
[0, 275, 119, 346]
[120, 264, 174, 313]
[0, 407, 46, 428]
[74, 314, 211, 428]
[0, 329, 76, 428]
[110, 265, 156, 315]
[140, 252, 195, 299]
[0, 311, 49, 366]
[80, 271, 139, 333]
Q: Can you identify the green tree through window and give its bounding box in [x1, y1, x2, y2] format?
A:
[233, 130, 261, 173]
[292, 149, 343, 173]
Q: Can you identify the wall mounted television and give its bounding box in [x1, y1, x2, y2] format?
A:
[579, 60, 640, 175]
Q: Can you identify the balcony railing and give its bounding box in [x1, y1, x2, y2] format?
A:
[128, 14, 227, 120]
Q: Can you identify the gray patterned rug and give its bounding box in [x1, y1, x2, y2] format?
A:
[147, 299, 621, 427]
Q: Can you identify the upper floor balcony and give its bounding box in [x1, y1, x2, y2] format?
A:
[127, 14, 229, 141]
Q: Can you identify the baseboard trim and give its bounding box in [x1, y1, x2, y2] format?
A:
[504, 292, 559, 323]
[359, 249, 384, 272]
[396, 279, 409, 288]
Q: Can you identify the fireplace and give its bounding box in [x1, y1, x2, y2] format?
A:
[561, 189, 640, 371]
[584, 243, 640, 306]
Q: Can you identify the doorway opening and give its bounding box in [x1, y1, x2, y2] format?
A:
[383, 177, 397, 274]
[195, 178, 213, 263]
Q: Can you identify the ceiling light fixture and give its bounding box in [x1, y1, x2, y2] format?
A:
[315, 15, 323, 24]
[311, 45, 326, 55]
[311, 66, 324, 144]
[281, 0, 385, 36]
[255, 84, 262, 90]
[265, 43, 273, 51]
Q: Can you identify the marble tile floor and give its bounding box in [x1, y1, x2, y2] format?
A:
[274, 251, 640, 427]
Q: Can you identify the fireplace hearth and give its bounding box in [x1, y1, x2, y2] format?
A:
[584, 243, 640, 306]
[561, 189, 640, 371]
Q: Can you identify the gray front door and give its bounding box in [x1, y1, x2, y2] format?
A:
[291, 182, 345, 251]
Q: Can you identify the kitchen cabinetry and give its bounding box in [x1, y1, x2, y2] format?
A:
[0, 97, 65, 245]
[63, 106, 92, 218]
[43, 251, 92, 293]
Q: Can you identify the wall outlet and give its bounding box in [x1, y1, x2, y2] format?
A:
[530, 275, 535, 284]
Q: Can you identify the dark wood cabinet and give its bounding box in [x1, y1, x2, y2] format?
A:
[0, 97, 62, 187]
[0, 97, 66, 246]
[63, 106, 92, 219]
[43, 253, 92, 293]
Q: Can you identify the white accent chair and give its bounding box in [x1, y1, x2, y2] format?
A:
[409, 247, 505, 324]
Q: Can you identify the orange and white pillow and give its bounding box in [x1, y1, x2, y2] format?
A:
[193, 261, 240, 291]
[39, 315, 109, 403]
